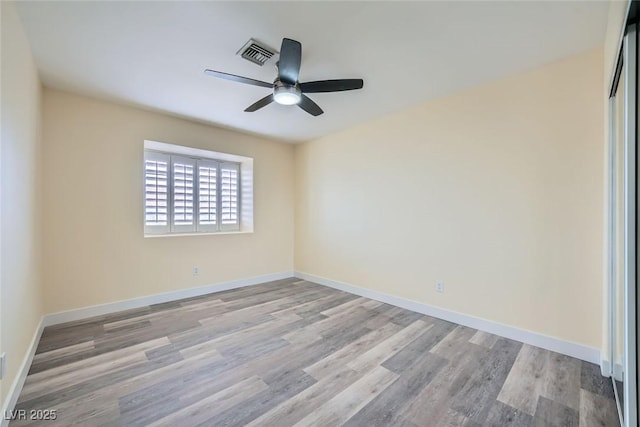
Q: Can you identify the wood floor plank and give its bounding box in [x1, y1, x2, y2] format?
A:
[213, 278, 299, 303]
[259, 323, 373, 385]
[534, 396, 579, 427]
[10, 279, 618, 427]
[268, 293, 342, 318]
[541, 352, 581, 413]
[319, 295, 367, 316]
[304, 321, 402, 380]
[450, 338, 523, 424]
[294, 292, 360, 318]
[387, 309, 425, 327]
[282, 300, 381, 344]
[382, 318, 456, 373]
[430, 325, 478, 359]
[34, 326, 103, 355]
[168, 324, 366, 410]
[292, 365, 399, 427]
[167, 313, 275, 350]
[20, 353, 222, 426]
[20, 337, 170, 401]
[578, 389, 619, 427]
[32, 340, 95, 363]
[469, 330, 500, 349]
[497, 344, 548, 415]
[103, 298, 226, 331]
[198, 296, 299, 326]
[401, 334, 488, 425]
[200, 369, 316, 427]
[484, 401, 533, 427]
[29, 340, 98, 374]
[180, 311, 301, 358]
[12, 400, 121, 427]
[34, 347, 222, 424]
[147, 376, 268, 426]
[580, 362, 615, 400]
[343, 351, 447, 427]
[347, 320, 433, 373]
[246, 367, 363, 427]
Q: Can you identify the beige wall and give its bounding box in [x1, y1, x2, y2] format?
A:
[295, 48, 604, 349]
[42, 89, 294, 313]
[0, 1, 44, 408]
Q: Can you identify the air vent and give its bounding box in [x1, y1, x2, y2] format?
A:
[237, 39, 277, 67]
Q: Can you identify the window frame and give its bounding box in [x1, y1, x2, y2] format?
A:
[144, 148, 243, 236]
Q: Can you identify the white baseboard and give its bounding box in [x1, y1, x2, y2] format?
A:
[43, 271, 294, 327]
[1, 318, 44, 427]
[599, 358, 624, 381]
[613, 361, 624, 382]
[295, 271, 601, 365]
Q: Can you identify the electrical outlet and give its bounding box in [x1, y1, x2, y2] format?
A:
[435, 280, 444, 293]
[193, 266, 199, 276]
[0, 352, 6, 379]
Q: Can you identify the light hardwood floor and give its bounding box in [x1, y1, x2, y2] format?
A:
[10, 278, 618, 426]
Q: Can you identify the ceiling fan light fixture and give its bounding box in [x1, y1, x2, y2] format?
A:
[274, 91, 300, 105]
[273, 84, 301, 105]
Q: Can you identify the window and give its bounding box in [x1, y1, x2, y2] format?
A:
[144, 141, 251, 236]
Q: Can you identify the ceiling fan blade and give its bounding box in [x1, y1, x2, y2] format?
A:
[300, 79, 364, 93]
[278, 38, 302, 84]
[204, 69, 273, 88]
[298, 94, 324, 116]
[244, 94, 274, 112]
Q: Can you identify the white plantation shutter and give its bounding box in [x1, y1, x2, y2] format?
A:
[143, 147, 246, 235]
[220, 162, 240, 231]
[197, 159, 218, 232]
[171, 156, 196, 232]
[144, 151, 170, 234]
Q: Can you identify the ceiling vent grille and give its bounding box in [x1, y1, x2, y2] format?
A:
[237, 39, 277, 66]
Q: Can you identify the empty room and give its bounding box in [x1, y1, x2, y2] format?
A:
[1, 0, 637, 426]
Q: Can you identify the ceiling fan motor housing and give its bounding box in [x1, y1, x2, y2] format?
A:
[273, 78, 301, 105]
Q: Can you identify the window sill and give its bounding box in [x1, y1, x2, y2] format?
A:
[144, 230, 253, 238]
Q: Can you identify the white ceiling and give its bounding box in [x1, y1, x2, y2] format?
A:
[15, 1, 609, 143]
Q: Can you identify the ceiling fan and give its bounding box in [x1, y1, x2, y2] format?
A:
[204, 38, 364, 116]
